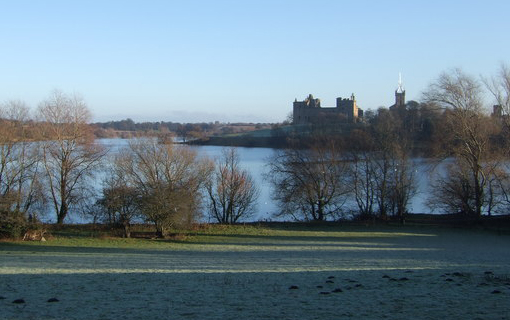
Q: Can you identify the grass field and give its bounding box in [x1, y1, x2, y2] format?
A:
[1, 224, 509, 319]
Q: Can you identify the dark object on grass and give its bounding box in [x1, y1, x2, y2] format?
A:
[47, 298, 59, 303]
[289, 285, 299, 290]
[319, 291, 330, 295]
[491, 290, 502, 294]
[355, 284, 363, 288]
[12, 299, 25, 304]
[332, 288, 343, 293]
[316, 285, 323, 289]
[445, 278, 454, 282]
[327, 276, 335, 279]
[326, 280, 334, 284]
[0, 296, 6, 300]
[382, 275, 390, 279]
[405, 270, 414, 273]
[485, 271, 494, 275]
[399, 277, 409, 281]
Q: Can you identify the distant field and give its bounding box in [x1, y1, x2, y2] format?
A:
[1, 224, 509, 319]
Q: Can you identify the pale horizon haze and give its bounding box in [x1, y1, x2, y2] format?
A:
[1, 0, 510, 123]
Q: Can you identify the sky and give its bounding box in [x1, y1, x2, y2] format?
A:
[1, 0, 510, 123]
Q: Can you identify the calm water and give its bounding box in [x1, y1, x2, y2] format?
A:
[61, 139, 436, 223]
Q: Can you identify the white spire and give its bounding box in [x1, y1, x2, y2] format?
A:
[396, 73, 404, 93]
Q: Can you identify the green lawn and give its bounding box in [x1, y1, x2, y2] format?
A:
[2, 223, 438, 250]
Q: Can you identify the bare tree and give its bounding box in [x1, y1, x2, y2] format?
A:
[0, 101, 45, 237]
[387, 147, 417, 222]
[1, 101, 44, 210]
[347, 130, 376, 219]
[206, 148, 259, 224]
[267, 138, 350, 221]
[362, 109, 417, 221]
[115, 138, 211, 237]
[97, 157, 142, 237]
[370, 109, 399, 219]
[37, 90, 107, 224]
[424, 69, 501, 216]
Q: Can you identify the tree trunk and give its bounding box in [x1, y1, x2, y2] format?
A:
[124, 226, 131, 238]
[156, 224, 168, 238]
[474, 171, 483, 217]
[57, 202, 67, 224]
[123, 221, 131, 238]
[317, 200, 324, 221]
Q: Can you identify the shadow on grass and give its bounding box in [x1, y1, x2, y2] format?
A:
[0, 230, 438, 257]
[164, 231, 435, 247]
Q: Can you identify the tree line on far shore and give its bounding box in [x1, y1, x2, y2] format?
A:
[92, 118, 273, 142]
[2, 66, 510, 238]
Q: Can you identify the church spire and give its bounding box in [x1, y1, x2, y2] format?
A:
[396, 72, 404, 94]
[395, 72, 406, 108]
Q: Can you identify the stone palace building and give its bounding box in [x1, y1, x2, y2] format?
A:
[292, 93, 363, 125]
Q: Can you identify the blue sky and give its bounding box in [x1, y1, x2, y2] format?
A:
[1, 0, 509, 122]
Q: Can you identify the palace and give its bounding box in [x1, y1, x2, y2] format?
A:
[292, 76, 408, 125]
[292, 93, 363, 125]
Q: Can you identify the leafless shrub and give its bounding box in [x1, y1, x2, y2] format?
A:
[267, 137, 350, 221]
[206, 148, 259, 224]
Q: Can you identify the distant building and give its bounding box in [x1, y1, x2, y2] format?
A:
[293, 93, 362, 125]
[389, 73, 406, 111]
